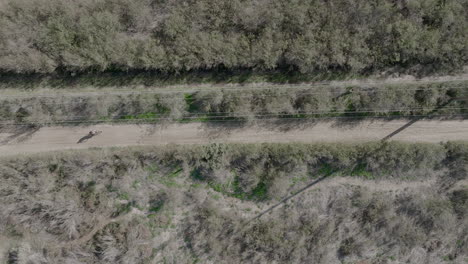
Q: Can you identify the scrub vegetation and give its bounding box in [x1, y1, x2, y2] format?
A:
[0, 142, 466, 263]
[1, 1, 467, 263]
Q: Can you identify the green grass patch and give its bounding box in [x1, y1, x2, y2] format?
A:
[350, 163, 373, 179]
[318, 164, 335, 176]
[184, 93, 197, 112]
[249, 182, 268, 200]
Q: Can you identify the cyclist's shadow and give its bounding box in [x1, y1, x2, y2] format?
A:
[77, 134, 95, 144]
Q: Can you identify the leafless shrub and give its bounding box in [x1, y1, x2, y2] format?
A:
[0, 142, 466, 263]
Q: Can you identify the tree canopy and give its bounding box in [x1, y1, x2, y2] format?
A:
[0, 0, 467, 74]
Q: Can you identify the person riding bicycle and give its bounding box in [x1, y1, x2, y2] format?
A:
[89, 130, 99, 136]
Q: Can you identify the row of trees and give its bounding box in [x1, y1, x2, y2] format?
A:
[1, 82, 465, 123]
[0, 0, 467, 74]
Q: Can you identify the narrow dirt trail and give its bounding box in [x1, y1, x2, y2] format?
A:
[1, 119, 468, 157]
[2, 73, 468, 98]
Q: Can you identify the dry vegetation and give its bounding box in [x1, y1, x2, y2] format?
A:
[0, 0, 467, 75]
[0, 142, 466, 263]
[1, 2, 467, 264]
[1, 81, 467, 124]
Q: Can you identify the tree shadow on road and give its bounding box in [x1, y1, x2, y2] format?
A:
[380, 98, 458, 141]
[77, 133, 97, 144]
[0, 125, 41, 145]
[381, 118, 420, 141]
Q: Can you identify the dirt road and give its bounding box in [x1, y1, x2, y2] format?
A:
[0, 119, 467, 157]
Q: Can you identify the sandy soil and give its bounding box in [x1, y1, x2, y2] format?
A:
[0, 119, 467, 157]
